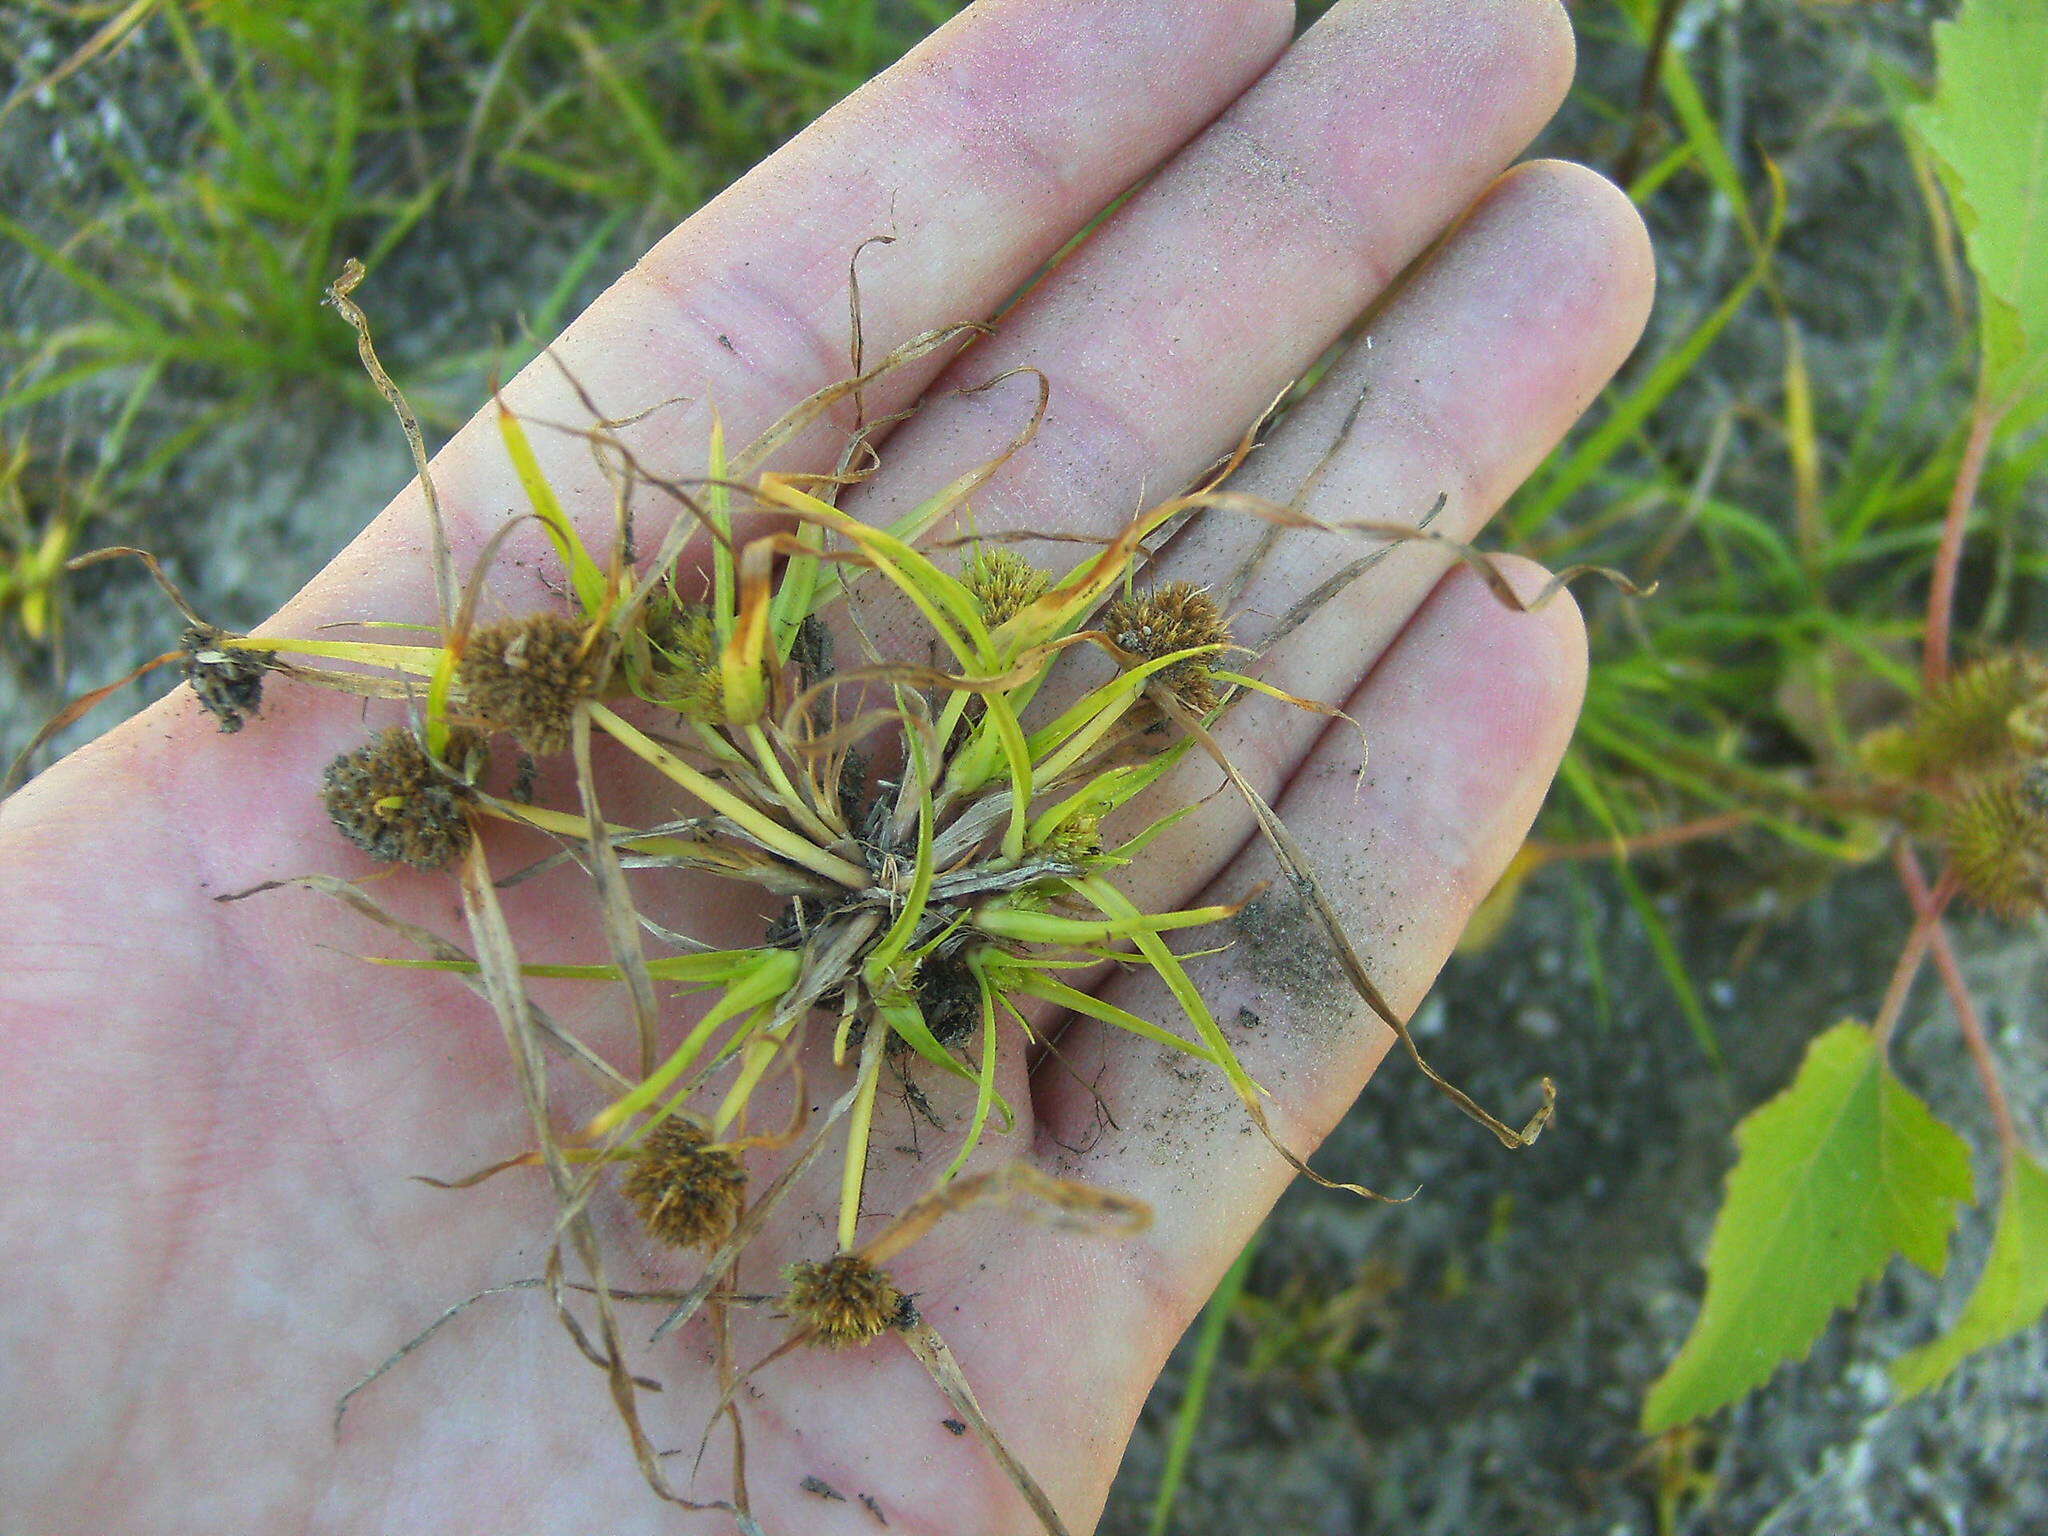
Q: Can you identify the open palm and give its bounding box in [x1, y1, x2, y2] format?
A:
[0, 1, 1652, 1531]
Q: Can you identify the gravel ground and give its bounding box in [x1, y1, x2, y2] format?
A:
[1100, 867, 2048, 1536]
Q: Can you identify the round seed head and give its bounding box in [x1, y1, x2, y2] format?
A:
[1099, 581, 1232, 713]
[1942, 770, 2048, 920]
[321, 726, 486, 869]
[965, 548, 1051, 627]
[1897, 652, 2048, 780]
[621, 1116, 747, 1251]
[1037, 807, 1104, 861]
[782, 1253, 907, 1347]
[457, 612, 602, 755]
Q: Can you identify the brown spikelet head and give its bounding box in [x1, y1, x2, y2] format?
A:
[641, 591, 723, 720]
[456, 612, 602, 755]
[1941, 768, 2048, 920]
[965, 547, 1050, 627]
[1100, 581, 1232, 713]
[321, 726, 486, 869]
[181, 624, 274, 733]
[620, 1115, 746, 1250]
[782, 1253, 910, 1347]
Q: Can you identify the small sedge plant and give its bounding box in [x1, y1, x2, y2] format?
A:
[18, 257, 1622, 1530]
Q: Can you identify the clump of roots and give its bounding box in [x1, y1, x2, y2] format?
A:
[913, 946, 983, 1048]
[1101, 581, 1232, 712]
[458, 612, 603, 754]
[321, 726, 487, 869]
[965, 548, 1049, 627]
[621, 1116, 747, 1251]
[138, 269, 1634, 1536]
[182, 624, 274, 733]
[783, 1253, 910, 1347]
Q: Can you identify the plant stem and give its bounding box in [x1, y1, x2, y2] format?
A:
[1895, 841, 2018, 1161]
[1922, 401, 2006, 689]
[1146, 1231, 1258, 1536]
[1873, 839, 1949, 1054]
[838, 1024, 888, 1251]
[1871, 904, 1936, 1056]
[589, 702, 867, 888]
[1928, 919, 2019, 1163]
[743, 721, 839, 846]
[1613, 0, 1685, 189]
[1539, 809, 1756, 865]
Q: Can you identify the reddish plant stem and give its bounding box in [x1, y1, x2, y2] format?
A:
[1612, 0, 1686, 189]
[1922, 402, 2007, 689]
[1872, 898, 1938, 1055]
[1929, 918, 2020, 1163]
[1539, 810, 1757, 865]
[1895, 841, 2019, 1162]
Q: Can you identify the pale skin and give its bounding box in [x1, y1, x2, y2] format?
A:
[0, 1, 1654, 1531]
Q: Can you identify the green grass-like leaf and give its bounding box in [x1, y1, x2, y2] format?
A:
[1556, 748, 1723, 1068]
[1642, 1021, 1973, 1431]
[1146, 1232, 1258, 1536]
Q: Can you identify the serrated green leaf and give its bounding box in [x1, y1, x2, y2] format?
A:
[1892, 1152, 2048, 1398]
[1910, 0, 2048, 402]
[1642, 1021, 1973, 1431]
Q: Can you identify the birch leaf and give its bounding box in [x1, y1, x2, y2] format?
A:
[1892, 1151, 2048, 1398]
[1643, 1021, 1973, 1431]
[1910, 0, 2048, 402]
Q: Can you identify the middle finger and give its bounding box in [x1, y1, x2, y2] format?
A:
[838, 0, 1576, 547]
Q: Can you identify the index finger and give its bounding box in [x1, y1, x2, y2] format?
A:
[283, 0, 1294, 633]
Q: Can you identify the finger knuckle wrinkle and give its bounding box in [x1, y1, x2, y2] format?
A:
[628, 259, 844, 410]
[923, 63, 1083, 211]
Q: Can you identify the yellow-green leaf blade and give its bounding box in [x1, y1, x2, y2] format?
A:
[1642, 1021, 1973, 1432]
[494, 403, 608, 617]
[1910, 0, 2048, 401]
[1892, 1151, 2048, 1399]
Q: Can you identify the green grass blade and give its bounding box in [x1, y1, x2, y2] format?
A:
[1511, 167, 1785, 542]
[1147, 1232, 1258, 1536]
[495, 404, 608, 616]
[1557, 750, 1724, 1070]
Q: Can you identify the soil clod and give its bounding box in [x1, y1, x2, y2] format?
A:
[181, 625, 274, 733]
[913, 947, 982, 1048]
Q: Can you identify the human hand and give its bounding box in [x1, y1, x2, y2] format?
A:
[0, 1, 1651, 1531]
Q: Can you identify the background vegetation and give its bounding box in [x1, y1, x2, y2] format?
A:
[3, 2, 2043, 1533]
